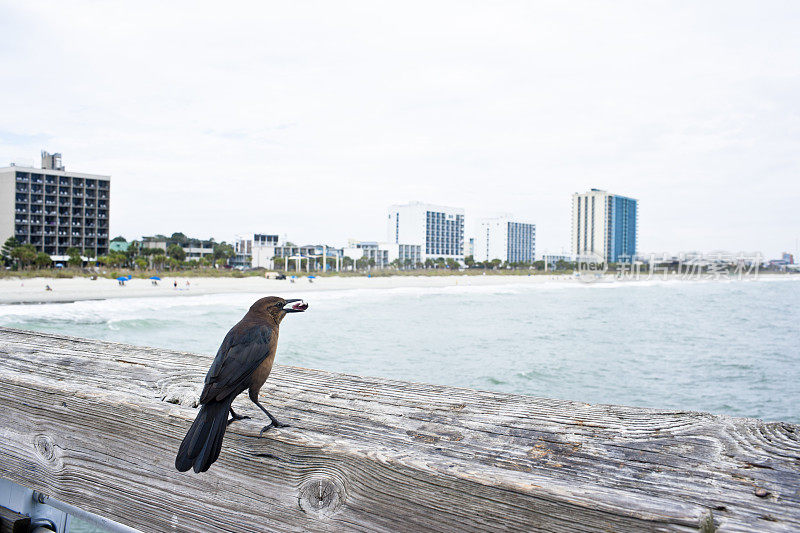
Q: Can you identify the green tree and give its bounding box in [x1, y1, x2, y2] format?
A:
[464, 255, 475, 268]
[66, 247, 83, 267]
[212, 242, 234, 267]
[168, 244, 186, 262]
[134, 257, 147, 270]
[170, 232, 189, 246]
[152, 253, 167, 270]
[34, 252, 52, 269]
[1, 237, 20, 265]
[12, 244, 37, 269]
[111, 235, 127, 242]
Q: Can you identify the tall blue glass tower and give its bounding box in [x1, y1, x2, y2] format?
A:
[607, 194, 637, 262]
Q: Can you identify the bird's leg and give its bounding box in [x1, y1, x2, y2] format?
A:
[227, 407, 251, 426]
[252, 399, 289, 436]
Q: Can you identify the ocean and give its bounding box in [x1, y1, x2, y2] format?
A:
[1, 277, 798, 423]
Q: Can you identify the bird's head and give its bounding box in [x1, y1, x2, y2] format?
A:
[250, 296, 308, 323]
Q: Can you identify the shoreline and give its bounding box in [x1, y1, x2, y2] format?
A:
[0, 273, 797, 305]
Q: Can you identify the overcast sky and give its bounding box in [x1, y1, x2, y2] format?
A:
[1, 1, 798, 258]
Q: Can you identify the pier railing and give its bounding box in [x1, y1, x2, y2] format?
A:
[0, 327, 798, 532]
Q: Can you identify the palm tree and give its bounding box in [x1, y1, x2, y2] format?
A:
[34, 252, 52, 269]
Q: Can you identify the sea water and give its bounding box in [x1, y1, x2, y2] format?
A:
[1, 277, 798, 422]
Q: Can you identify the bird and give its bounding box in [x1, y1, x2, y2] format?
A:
[175, 296, 308, 473]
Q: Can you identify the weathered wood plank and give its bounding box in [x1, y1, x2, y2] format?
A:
[0, 326, 798, 532]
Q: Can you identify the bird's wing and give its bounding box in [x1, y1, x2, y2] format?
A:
[199, 323, 273, 404]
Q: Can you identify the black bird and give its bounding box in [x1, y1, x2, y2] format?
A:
[175, 296, 308, 473]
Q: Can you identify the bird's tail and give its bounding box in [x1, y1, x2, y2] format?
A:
[175, 396, 234, 473]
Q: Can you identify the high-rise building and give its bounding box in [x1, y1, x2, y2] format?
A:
[387, 201, 464, 261]
[571, 189, 637, 263]
[0, 153, 110, 260]
[475, 215, 536, 263]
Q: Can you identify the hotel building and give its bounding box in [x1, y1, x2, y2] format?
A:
[475, 215, 536, 264]
[0, 152, 110, 260]
[571, 189, 638, 263]
[387, 201, 464, 261]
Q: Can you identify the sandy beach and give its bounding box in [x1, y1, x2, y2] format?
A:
[0, 273, 571, 304]
[0, 272, 795, 305]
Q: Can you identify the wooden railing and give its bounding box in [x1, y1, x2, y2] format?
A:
[0, 327, 798, 532]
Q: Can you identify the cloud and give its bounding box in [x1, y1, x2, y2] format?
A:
[0, 1, 798, 258]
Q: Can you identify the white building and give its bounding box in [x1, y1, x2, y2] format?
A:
[387, 201, 464, 261]
[343, 239, 422, 268]
[475, 215, 536, 264]
[571, 189, 638, 263]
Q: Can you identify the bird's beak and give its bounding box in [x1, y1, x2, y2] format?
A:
[283, 299, 308, 313]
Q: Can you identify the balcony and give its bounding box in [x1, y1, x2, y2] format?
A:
[45, 176, 56, 184]
[15, 219, 28, 224]
[16, 186, 28, 193]
[59, 191, 70, 196]
[15, 228, 28, 235]
[15, 176, 29, 182]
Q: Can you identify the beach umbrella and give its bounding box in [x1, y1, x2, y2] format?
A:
[127, 275, 133, 280]
[308, 275, 316, 279]
[116, 276, 127, 281]
[149, 276, 161, 280]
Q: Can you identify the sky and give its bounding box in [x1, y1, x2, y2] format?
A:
[1, 1, 798, 258]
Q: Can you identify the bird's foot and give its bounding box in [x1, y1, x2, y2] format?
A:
[227, 413, 251, 426]
[259, 421, 289, 437]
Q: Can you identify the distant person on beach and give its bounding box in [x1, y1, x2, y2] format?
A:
[186, 280, 191, 288]
[174, 280, 178, 289]
[45, 285, 52, 291]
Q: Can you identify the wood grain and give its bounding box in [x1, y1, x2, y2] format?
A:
[0, 327, 798, 532]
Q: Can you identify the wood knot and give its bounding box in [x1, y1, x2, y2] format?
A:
[34, 435, 56, 462]
[298, 477, 344, 518]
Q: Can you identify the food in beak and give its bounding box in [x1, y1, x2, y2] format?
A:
[283, 300, 308, 312]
